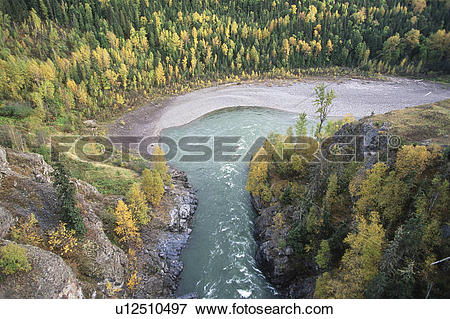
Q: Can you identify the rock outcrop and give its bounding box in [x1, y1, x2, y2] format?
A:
[74, 180, 128, 286]
[0, 207, 15, 239]
[0, 145, 198, 299]
[134, 168, 197, 298]
[0, 145, 127, 298]
[252, 196, 316, 298]
[0, 239, 83, 299]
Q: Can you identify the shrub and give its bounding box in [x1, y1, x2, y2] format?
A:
[141, 169, 165, 207]
[126, 248, 140, 291]
[261, 185, 272, 203]
[290, 154, 306, 176]
[0, 103, 34, 118]
[0, 243, 32, 275]
[47, 222, 78, 257]
[275, 160, 296, 179]
[125, 159, 149, 174]
[272, 212, 285, 233]
[34, 144, 51, 163]
[10, 213, 43, 247]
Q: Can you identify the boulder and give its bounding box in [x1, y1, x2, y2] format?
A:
[0, 240, 83, 299]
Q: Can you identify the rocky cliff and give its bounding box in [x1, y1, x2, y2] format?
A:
[252, 196, 316, 298]
[0, 145, 197, 298]
[133, 168, 197, 298]
[251, 121, 394, 298]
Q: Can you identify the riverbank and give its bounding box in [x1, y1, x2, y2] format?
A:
[133, 167, 198, 298]
[108, 76, 449, 299]
[246, 100, 449, 298]
[109, 77, 449, 137]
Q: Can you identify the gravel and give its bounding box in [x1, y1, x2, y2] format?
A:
[109, 77, 449, 137]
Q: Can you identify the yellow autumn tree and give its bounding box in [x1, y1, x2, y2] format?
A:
[126, 183, 150, 227]
[141, 169, 165, 207]
[246, 156, 269, 198]
[114, 200, 141, 246]
[395, 145, 432, 181]
[281, 38, 290, 60]
[314, 211, 385, 298]
[152, 145, 170, 184]
[155, 61, 165, 86]
[354, 162, 388, 215]
[412, 0, 427, 13]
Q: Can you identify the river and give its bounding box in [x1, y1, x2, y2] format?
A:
[109, 77, 449, 298]
[162, 107, 315, 298]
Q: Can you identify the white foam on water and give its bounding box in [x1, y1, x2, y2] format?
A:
[237, 289, 252, 298]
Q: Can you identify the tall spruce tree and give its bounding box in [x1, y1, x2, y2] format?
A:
[52, 161, 86, 237]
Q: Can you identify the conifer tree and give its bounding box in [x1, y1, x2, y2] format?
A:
[52, 161, 86, 237]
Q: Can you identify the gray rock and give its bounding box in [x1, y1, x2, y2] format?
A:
[0, 146, 6, 167]
[4, 148, 53, 183]
[83, 120, 98, 128]
[168, 195, 196, 232]
[178, 292, 199, 299]
[74, 182, 128, 284]
[133, 167, 197, 298]
[0, 240, 83, 299]
[0, 147, 127, 295]
[285, 247, 293, 256]
[0, 207, 15, 239]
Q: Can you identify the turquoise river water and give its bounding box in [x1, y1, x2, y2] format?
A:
[161, 107, 314, 298]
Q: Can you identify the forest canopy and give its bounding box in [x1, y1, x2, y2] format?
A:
[0, 0, 449, 127]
